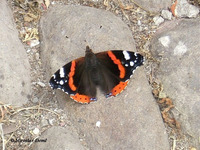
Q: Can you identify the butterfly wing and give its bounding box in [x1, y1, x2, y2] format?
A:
[49, 61, 76, 95]
[95, 50, 144, 97]
[49, 57, 97, 104]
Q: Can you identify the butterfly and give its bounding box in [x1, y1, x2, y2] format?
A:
[49, 46, 144, 104]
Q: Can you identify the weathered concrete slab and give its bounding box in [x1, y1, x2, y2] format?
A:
[40, 5, 170, 150]
[150, 18, 200, 148]
[0, 0, 31, 106]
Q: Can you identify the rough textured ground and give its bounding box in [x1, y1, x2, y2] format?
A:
[0, 0, 200, 149]
[39, 5, 170, 150]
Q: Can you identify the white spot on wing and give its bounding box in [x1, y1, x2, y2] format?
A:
[60, 67, 65, 78]
[123, 51, 130, 60]
[125, 64, 128, 67]
[130, 61, 134, 66]
[134, 53, 137, 57]
[60, 80, 64, 85]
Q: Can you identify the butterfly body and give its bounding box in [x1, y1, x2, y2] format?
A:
[50, 46, 144, 104]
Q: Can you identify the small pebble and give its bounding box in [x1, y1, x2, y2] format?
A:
[137, 20, 141, 26]
[161, 10, 172, 20]
[96, 121, 101, 128]
[153, 16, 164, 26]
[41, 119, 49, 127]
[35, 53, 40, 60]
[37, 81, 45, 87]
[26, 49, 31, 53]
[30, 40, 40, 47]
[33, 128, 40, 135]
[48, 119, 55, 125]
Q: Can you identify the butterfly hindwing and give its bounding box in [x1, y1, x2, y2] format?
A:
[72, 58, 97, 103]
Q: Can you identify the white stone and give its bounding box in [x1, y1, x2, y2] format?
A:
[48, 119, 55, 125]
[33, 128, 40, 135]
[159, 36, 170, 48]
[176, 0, 199, 18]
[137, 20, 141, 26]
[96, 121, 101, 127]
[35, 53, 40, 60]
[153, 16, 164, 26]
[173, 41, 187, 56]
[161, 10, 172, 20]
[37, 81, 45, 87]
[26, 48, 31, 53]
[30, 40, 40, 48]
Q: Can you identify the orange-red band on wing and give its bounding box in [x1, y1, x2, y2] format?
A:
[68, 60, 77, 91]
[111, 81, 128, 96]
[71, 93, 91, 103]
[107, 51, 125, 79]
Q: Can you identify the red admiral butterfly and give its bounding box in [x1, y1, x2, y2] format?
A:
[50, 46, 144, 104]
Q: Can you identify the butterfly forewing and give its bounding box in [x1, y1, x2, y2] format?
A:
[49, 61, 76, 95]
[108, 50, 144, 81]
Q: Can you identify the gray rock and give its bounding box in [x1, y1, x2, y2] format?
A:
[133, 0, 171, 13]
[175, 0, 199, 18]
[150, 18, 200, 148]
[0, 0, 31, 106]
[40, 5, 170, 150]
[32, 126, 85, 150]
[161, 10, 172, 20]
